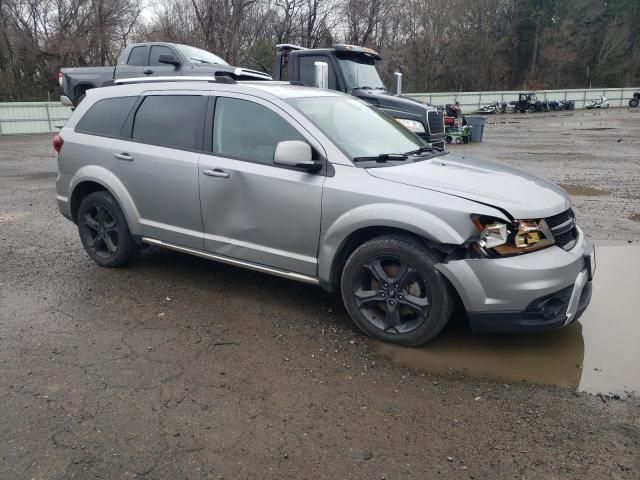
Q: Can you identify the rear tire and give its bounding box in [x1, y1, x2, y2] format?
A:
[629, 98, 639, 108]
[340, 235, 455, 346]
[77, 191, 135, 267]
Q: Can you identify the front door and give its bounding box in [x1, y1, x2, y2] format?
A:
[145, 45, 182, 77]
[198, 94, 324, 276]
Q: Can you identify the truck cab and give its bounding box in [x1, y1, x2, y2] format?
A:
[273, 44, 444, 148]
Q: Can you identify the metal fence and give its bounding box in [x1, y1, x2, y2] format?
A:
[0, 98, 72, 135]
[406, 87, 639, 113]
[0, 87, 638, 135]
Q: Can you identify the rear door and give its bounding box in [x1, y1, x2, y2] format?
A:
[198, 94, 325, 276]
[115, 45, 148, 79]
[111, 91, 208, 249]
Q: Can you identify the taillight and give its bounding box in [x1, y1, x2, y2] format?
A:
[58, 72, 64, 86]
[53, 134, 64, 153]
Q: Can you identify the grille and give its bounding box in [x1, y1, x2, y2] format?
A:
[427, 110, 445, 135]
[545, 208, 577, 250]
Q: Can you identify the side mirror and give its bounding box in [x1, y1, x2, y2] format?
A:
[158, 54, 180, 67]
[273, 141, 319, 171]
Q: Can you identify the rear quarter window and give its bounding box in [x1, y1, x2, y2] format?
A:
[75, 97, 137, 138]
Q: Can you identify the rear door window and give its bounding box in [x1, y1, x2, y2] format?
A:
[132, 95, 207, 150]
[212, 97, 305, 164]
[149, 46, 176, 66]
[127, 46, 148, 66]
[75, 97, 137, 137]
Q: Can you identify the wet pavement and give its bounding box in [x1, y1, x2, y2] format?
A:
[376, 245, 640, 395]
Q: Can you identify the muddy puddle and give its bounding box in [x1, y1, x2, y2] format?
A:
[374, 245, 640, 395]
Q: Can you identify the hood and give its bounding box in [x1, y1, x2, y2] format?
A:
[366, 153, 571, 219]
[352, 89, 432, 121]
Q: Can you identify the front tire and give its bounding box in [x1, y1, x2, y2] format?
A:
[340, 235, 455, 346]
[629, 98, 639, 108]
[77, 191, 135, 267]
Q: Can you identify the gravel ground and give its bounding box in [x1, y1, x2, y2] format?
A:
[1, 110, 639, 479]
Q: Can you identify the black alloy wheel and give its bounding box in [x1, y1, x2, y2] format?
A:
[77, 190, 135, 267]
[341, 235, 454, 346]
[353, 255, 431, 334]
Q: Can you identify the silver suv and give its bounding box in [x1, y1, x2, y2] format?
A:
[55, 80, 595, 345]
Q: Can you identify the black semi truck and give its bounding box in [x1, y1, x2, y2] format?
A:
[273, 44, 445, 148]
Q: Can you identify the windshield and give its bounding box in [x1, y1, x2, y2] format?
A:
[288, 96, 427, 162]
[177, 45, 228, 65]
[336, 54, 385, 90]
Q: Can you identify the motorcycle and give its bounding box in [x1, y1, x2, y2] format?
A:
[547, 99, 562, 111]
[629, 92, 640, 108]
[560, 100, 575, 111]
[585, 95, 609, 109]
[477, 101, 499, 114]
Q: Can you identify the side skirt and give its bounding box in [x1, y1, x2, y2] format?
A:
[141, 237, 320, 286]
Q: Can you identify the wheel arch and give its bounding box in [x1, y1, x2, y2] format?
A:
[318, 204, 469, 291]
[68, 166, 141, 236]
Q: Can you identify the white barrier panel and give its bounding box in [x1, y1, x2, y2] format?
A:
[0, 102, 72, 135]
[406, 88, 639, 113]
[0, 87, 638, 134]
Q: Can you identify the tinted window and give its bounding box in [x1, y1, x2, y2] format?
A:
[213, 97, 305, 164]
[127, 46, 148, 66]
[149, 46, 176, 66]
[76, 97, 137, 137]
[299, 55, 337, 90]
[132, 96, 207, 150]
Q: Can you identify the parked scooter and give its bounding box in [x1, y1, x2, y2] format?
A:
[629, 92, 640, 108]
[585, 96, 609, 109]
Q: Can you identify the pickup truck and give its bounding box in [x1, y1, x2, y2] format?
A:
[273, 44, 445, 148]
[59, 42, 272, 106]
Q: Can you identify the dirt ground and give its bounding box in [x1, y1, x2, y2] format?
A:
[1, 109, 639, 479]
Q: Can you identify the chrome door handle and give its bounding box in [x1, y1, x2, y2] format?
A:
[114, 152, 134, 161]
[203, 169, 229, 178]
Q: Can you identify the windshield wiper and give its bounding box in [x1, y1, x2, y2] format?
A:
[404, 145, 445, 156]
[352, 86, 385, 91]
[188, 57, 211, 64]
[353, 153, 408, 163]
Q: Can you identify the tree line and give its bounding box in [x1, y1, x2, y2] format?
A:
[1, 0, 638, 100]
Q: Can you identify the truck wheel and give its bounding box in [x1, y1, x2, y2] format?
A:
[340, 235, 454, 346]
[528, 105, 537, 113]
[630, 98, 639, 108]
[445, 135, 452, 143]
[77, 191, 135, 268]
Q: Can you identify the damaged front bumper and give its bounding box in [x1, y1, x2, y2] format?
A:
[437, 227, 594, 333]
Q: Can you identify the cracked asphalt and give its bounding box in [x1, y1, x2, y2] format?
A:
[1, 109, 639, 479]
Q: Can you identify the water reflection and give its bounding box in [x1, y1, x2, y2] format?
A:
[374, 245, 640, 394]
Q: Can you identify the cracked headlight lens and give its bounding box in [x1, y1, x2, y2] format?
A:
[471, 215, 555, 256]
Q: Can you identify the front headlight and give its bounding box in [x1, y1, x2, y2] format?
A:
[395, 118, 426, 133]
[471, 215, 555, 256]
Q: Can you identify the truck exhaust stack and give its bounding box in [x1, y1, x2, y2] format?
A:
[314, 62, 329, 89]
[394, 72, 402, 96]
